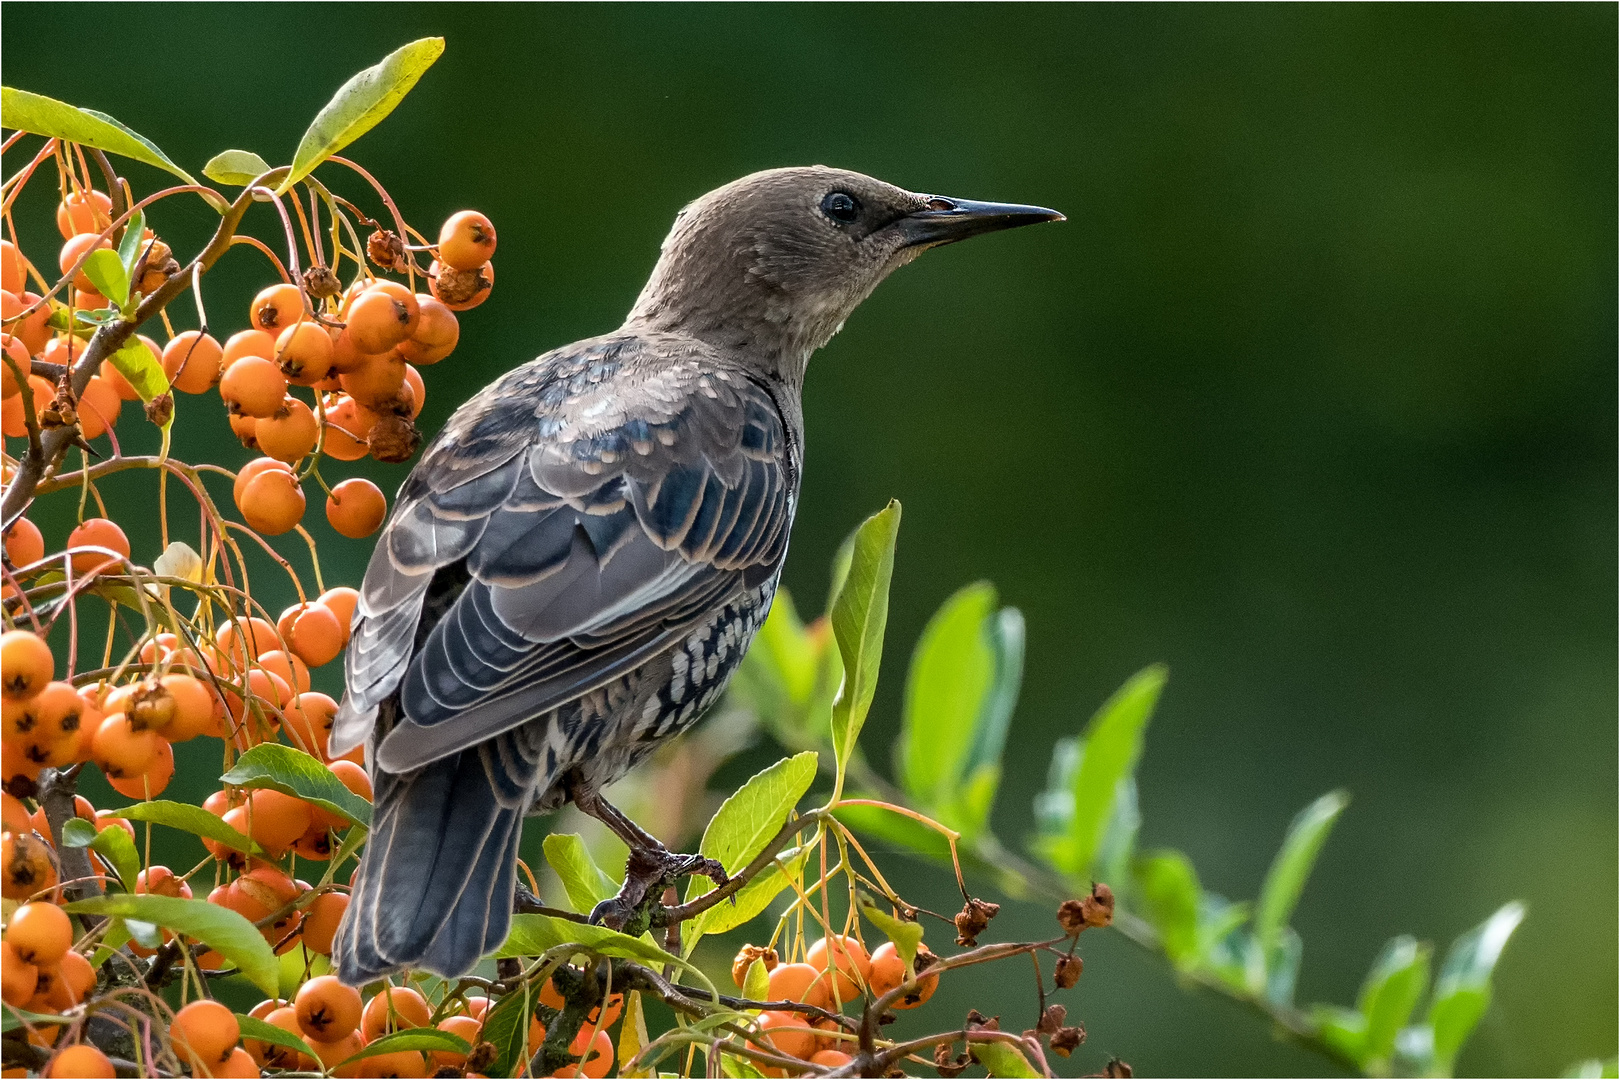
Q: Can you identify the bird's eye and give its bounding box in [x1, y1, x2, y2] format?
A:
[821, 191, 860, 225]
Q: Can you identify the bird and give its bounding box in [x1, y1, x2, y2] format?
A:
[327, 165, 1062, 984]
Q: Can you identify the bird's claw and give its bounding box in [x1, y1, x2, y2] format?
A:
[588, 846, 729, 931]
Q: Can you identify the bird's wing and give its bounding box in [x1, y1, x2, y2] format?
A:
[329, 334, 794, 773]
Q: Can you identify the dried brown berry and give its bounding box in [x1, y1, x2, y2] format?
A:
[730, 943, 779, 990]
[367, 412, 421, 463]
[144, 392, 173, 428]
[431, 263, 492, 308]
[1053, 954, 1083, 989]
[934, 1041, 969, 1078]
[1081, 883, 1115, 929]
[302, 265, 342, 300]
[1097, 1056, 1133, 1078]
[954, 897, 1001, 947]
[127, 678, 175, 734]
[965, 1009, 999, 1032]
[1035, 1004, 1067, 1036]
[367, 229, 408, 273]
[1050, 1024, 1085, 1058]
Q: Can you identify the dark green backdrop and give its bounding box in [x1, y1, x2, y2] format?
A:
[4, 4, 1614, 1075]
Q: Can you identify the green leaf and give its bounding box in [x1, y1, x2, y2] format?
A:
[108, 338, 168, 404]
[1357, 935, 1432, 1069]
[0, 88, 198, 185]
[117, 208, 146, 280]
[220, 743, 372, 827]
[60, 818, 97, 847]
[1428, 902, 1525, 1074]
[203, 149, 274, 186]
[971, 1042, 1040, 1078]
[829, 501, 901, 787]
[85, 822, 140, 891]
[485, 984, 541, 1079]
[235, 1012, 320, 1065]
[742, 958, 771, 1003]
[337, 1028, 472, 1067]
[1255, 790, 1349, 958]
[1040, 665, 1165, 878]
[495, 914, 681, 967]
[1093, 776, 1140, 892]
[80, 249, 129, 308]
[279, 38, 445, 193]
[825, 530, 857, 617]
[2, 1006, 74, 1032]
[899, 584, 996, 810]
[1132, 850, 1201, 968]
[1311, 1004, 1369, 1066]
[544, 833, 619, 915]
[858, 892, 924, 969]
[693, 753, 817, 887]
[695, 845, 808, 938]
[111, 799, 259, 855]
[67, 894, 278, 995]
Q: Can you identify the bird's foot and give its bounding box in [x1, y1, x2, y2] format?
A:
[589, 844, 728, 932]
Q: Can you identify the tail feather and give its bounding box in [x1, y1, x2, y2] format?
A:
[335, 747, 525, 984]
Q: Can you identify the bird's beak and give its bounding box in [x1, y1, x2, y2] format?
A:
[895, 196, 1065, 249]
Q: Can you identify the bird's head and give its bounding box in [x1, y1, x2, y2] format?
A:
[627, 166, 1062, 382]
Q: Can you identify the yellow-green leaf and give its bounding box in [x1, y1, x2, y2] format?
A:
[279, 38, 445, 194]
[858, 893, 924, 969]
[495, 913, 680, 967]
[829, 501, 901, 789]
[1255, 790, 1349, 957]
[543, 833, 618, 915]
[204, 149, 274, 187]
[694, 845, 809, 938]
[0, 88, 198, 186]
[80, 250, 129, 308]
[220, 743, 371, 827]
[336, 1028, 471, 1068]
[112, 799, 259, 855]
[67, 894, 278, 995]
[108, 338, 168, 403]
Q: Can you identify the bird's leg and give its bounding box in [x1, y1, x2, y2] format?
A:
[570, 783, 727, 932]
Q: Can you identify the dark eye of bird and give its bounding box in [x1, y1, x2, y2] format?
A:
[821, 191, 860, 225]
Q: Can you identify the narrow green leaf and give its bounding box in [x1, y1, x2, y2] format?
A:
[899, 583, 998, 810]
[221, 743, 372, 827]
[829, 501, 901, 786]
[971, 1042, 1040, 1078]
[495, 913, 681, 967]
[1428, 902, 1525, 1074]
[1132, 850, 1201, 968]
[90, 823, 140, 891]
[695, 846, 808, 938]
[543, 833, 618, 915]
[203, 149, 274, 186]
[108, 338, 168, 404]
[117, 208, 146, 279]
[1050, 665, 1166, 878]
[858, 893, 924, 969]
[1310, 1004, 1369, 1066]
[963, 606, 1024, 779]
[2, 1007, 74, 1032]
[235, 1013, 320, 1064]
[67, 894, 278, 995]
[280, 38, 445, 193]
[80, 249, 129, 308]
[111, 799, 258, 854]
[485, 983, 540, 1079]
[0, 88, 198, 185]
[1357, 935, 1432, 1069]
[1255, 790, 1349, 957]
[337, 1028, 471, 1067]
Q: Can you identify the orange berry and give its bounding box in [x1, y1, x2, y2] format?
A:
[55, 949, 94, 1007]
[247, 1006, 313, 1070]
[319, 587, 360, 644]
[867, 941, 936, 1008]
[65, 517, 129, 577]
[300, 890, 348, 956]
[296, 974, 362, 1043]
[438, 211, 497, 271]
[2, 374, 46, 438]
[752, 1011, 816, 1062]
[338, 352, 406, 408]
[429, 259, 493, 311]
[539, 973, 624, 1028]
[359, 1049, 428, 1078]
[231, 459, 293, 511]
[229, 412, 260, 449]
[0, 738, 45, 790]
[399, 363, 425, 419]
[1, 942, 37, 1008]
[766, 962, 830, 1010]
[220, 355, 288, 418]
[171, 999, 240, 1070]
[164, 330, 224, 394]
[2, 335, 30, 398]
[237, 467, 305, 535]
[255, 397, 318, 462]
[136, 865, 193, 900]
[276, 320, 333, 385]
[99, 335, 162, 401]
[429, 1014, 481, 1068]
[284, 603, 344, 668]
[549, 1029, 613, 1078]
[0, 793, 29, 835]
[345, 282, 419, 354]
[58, 233, 111, 293]
[3, 516, 43, 570]
[361, 984, 431, 1040]
[257, 649, 310, 695]
[328, 328, 389, 375]
[239, 789, 312, 856]
[0, 241, 27, 295]
[215, 1047, 261, 1079]
[15, 682, 88, 766]
[1, 831, 56, 899]
[107, 735, 173, 798]
[6, 292, 51, 355]
[325, 478, 387, 539]
[55, 190, 112, 239]
[46, 1044, 115, 1079]
[320, 394, 377, 461]
[398, 295, 458, 365]
[90, 712, 160, 778]
[7, 901, 71, 966]
[216, 614, 281, 669]
[806, 935, 871, 1004]
[0, 630, 53, 699]
[159, 673, 216, 742]
[251, 283, 305, 335]
[222, 328, 278, 369]
[40, 335, 83, 369]
[811, 1050, 852, 1068]
[310, 1030, 364, 1073]
[328, 759, 373, 803]
[76, 375, 122, 440]
[284, 691, 338, 758]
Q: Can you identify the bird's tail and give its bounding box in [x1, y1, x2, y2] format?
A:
[334, 741, 526, 984]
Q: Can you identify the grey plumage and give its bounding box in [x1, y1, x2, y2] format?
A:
[329, 166, 1060, 984]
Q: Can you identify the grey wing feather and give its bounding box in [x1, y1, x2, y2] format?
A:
[329, 334, 793, 772]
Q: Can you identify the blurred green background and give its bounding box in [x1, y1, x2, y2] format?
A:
[4, 3, 1614, 1074]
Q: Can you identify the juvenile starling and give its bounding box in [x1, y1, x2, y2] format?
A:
[328, 166, 1061, 983]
